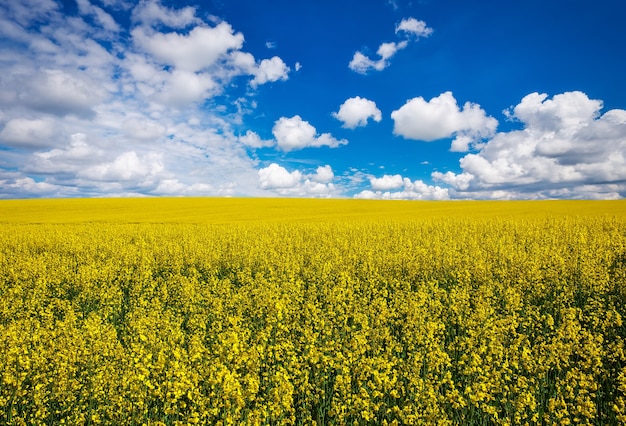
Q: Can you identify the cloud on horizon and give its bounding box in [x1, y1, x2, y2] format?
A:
[355, 174, 449, 200]
[366, 91, 626, 200]
[436, 91, 626, 199]
[258, 163, 337, 197]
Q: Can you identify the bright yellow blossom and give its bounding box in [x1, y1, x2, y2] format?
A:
[0, 198, 625, 424]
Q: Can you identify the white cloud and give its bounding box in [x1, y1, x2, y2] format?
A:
[228, 51, 256, 74]
[348, 52, 378, 74]
[127, 21, 290, 105]
[391, 91, 498, 151]
[437, 91, 626, 199]
[238, 130, 274, 148]
[273, 116, 314, 151]
[0, 175, 69, 198]
[154, 179, 213, 196]
[431, 171, 474, 191]
[0, 0, 59, 27]
[98, 0, 133, 10]
[76, 0, 121, 33]
[258, 163, 337, 197]
[349, 41, 407, 74]
[350, 17, 431, 74]
[29, 133, 101, 174]
[131, 0, 200, 28]
[92, 7, 120, 33]
[400, 178, 449, 200]
[251, 56, 290, 87]
[131, 23, 244, 72]
[356, 174, 449, 200]
[258, 163, 303, 189]
[505, 91, 602, 133]
[333, 96, 382, 129]
[123, 52, 159, 82]
[272, 116, 348, 151]
[312, 165, 334, 183]
[107, 126, 258, 196]
[157, 69, 218, 104]
[370, 174, 403, 190]
[81, 151, 164, 182]
[122, 116, 167, 141]
[0, 118, 59, 148]
[377, 41, 408, 59]
[353, 190, 378, 199]
[17, 69, 108, 117]
[395, 18, 433, 38]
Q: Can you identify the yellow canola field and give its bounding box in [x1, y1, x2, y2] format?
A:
[1, 198, 626, 425]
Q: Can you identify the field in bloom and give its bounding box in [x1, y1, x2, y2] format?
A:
[1, 198, 626, 425]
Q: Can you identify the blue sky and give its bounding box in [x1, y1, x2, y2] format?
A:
[1, 0, 625, 199]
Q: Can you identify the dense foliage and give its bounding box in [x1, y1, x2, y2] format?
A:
[1, 199, 625, 425]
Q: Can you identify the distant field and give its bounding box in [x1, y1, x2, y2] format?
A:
[1, 198, 625, 425]
[1, 197, 625, 223]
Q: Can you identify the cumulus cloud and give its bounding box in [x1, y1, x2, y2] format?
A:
[251, 56, 290, 87]
[333, 96, 382, 129]
[370, 174, 404, 190]
[128, 20, 289, 104]
[258, 163, 302, 189]
[350, 17, 431, 74]
[258, 163, 337, 197]
[157, 69, 219, 104]
[395, 18, 433, 38]
[131, 23, 244, 72]
[436, 91, 626, 199]
[356, 174, 449, 200]
[272, 116, 348, 151]
[0, 118, 59, 148]
[507, 91, 603, 136]
[0, 174, 70, 198]
[238, 130, 274, 149]
[391, 91, 498, 151]
[125, 54, 215, 104]
[312, 165, 334, 183]
[349, 41, 408, 74]
[431, 171, 474, 191]
[348, 52, 375, 74]
[80, 151, 164, 182]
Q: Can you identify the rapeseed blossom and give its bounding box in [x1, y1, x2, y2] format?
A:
[0, 198, 625, 425]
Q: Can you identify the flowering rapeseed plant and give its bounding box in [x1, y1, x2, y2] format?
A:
[0, 198, 625, 425]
